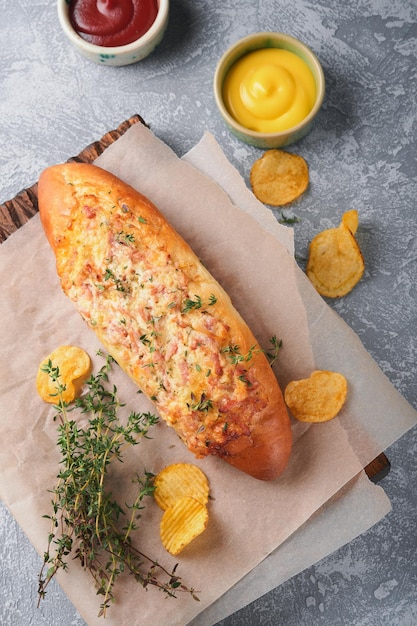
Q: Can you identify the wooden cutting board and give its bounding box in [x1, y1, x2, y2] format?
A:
[0, 113, 390, 483]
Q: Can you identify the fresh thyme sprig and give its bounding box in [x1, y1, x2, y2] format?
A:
[115, 230, 135, 244]
[221, 344, 259, 364]
[181, 293, 217, 314]
[221, 336, 283, 368]
[278, 212, 301, 225]
[265, 335, 283, 367]
[103, 267, 129, 293]
[187, 392, 214, 413]
[37, 351, 198, 617]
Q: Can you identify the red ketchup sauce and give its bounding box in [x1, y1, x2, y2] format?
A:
[69, 0, 159, 47]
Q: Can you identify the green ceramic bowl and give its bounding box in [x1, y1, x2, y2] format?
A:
[214, 32, 325, 148]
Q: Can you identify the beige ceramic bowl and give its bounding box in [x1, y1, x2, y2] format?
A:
[214, 32, 325, 148]
[57, 0, 169, 66]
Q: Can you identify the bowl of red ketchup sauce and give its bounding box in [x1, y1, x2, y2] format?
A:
[57, 0, 169, 65]
[214, 32, 325, 148]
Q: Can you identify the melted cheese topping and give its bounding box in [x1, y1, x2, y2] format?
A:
[57, 186, 267, 458]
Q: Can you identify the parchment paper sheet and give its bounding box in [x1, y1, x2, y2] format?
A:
[0, 125, 415, 626]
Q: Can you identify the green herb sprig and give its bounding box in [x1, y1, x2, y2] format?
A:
[115, 230, 135, 244]
[187, 392, 214, 413]
[181, 293, 217, 314]
[37, 351, 198, 617]
[278, 212, 301, 225]
[265, 335, 283, 367]
[221, 344, 259, 364]
[103, 267, 129, 293]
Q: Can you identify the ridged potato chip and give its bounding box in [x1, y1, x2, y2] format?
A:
[160, 496, 209, 556]
[154, 463, 210, 511]
[341, 208, 359, 235]
[250, 149, 309, 206]
[306, 210, 365, 298]
[284, 370, 348, 423]
[36, 346, 91, 404]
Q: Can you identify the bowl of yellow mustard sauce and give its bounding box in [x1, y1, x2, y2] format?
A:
[214, 32, 325, 148]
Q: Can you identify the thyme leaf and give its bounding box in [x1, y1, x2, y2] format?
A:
[103, 267, 129, 293]
[187, 392, 214, 413]
[221, 344, 259, 364]
[182, 295, 202, 313]
[181, 293, 217, 314]
[265, 335, 283, 367]
[278, 213, 301, 225]
[115, 230, 135, 244]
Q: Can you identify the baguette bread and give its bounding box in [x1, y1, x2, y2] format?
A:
[38, 163, 292, 480]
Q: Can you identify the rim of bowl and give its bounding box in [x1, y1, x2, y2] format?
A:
[213, 31, 325, 140]
[57, 0, 169, 55]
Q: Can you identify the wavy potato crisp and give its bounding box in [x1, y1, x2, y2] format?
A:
[306, 209, 365, 298]
[36, 346, 91, 404]
[153, 463, 210, 511]
[250, 149, 309, 206]
[284, 370, 348, 423]
[160, 496, 209, 556]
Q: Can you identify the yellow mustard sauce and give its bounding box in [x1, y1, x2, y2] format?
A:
[222, 48, 316, 133]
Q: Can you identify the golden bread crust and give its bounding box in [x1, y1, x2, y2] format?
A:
[38, 163, 292, 480]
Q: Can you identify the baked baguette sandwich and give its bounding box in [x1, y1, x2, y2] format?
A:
[38, 163, 292, 480]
